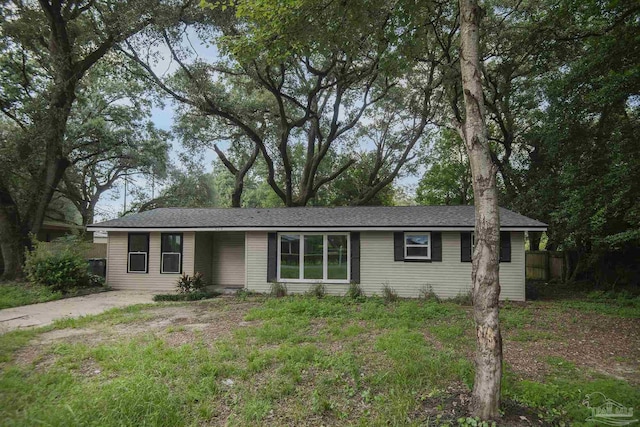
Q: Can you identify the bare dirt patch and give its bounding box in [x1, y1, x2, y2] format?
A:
[11, 299, 262, 368]
[503, 306, 640, 384]
[414, 382, 540, 427]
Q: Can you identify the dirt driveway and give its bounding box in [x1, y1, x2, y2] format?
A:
[0, 290, 155, 333]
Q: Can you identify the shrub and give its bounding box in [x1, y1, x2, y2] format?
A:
[382, 283, 399, 303]
[449, 289, 473, 305]
[24, 237, 92, 292]
[419, 284, 441, 302]
[346, 282, 364, 300]
[88, 274, 106, 288]
[153, 290, 219, 302]
[176, 272, 205, 294]
[306, 283, 326, 298]
[236, 288, 262, 300]
[270, 282, 287, 298]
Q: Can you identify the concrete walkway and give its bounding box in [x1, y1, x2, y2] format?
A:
[0, 291, 155, 333]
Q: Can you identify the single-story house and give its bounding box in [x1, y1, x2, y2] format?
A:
[87, 206, 546, 301]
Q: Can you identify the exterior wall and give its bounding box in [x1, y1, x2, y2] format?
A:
[245, 230, 525, 301]
[106, 231, 195, 291]
[212, 231, 245, 287]
[194, 232, 214, 284]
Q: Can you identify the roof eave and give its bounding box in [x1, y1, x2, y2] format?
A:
[87, 225, 548, 232]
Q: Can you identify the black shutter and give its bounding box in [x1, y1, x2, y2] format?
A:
[393, 232, 404, 261]
[431, 232, 442, 262]
[350, 232, 360, 283]
[461, 232, 472, 262]
[500, 231, 511, 263]
[267, 232, 277, 282]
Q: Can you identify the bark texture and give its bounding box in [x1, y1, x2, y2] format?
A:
[457, 0, 503, 419]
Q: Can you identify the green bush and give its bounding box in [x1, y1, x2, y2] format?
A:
[449, 289, 473, 305]
[419, 284, 441, 302]
[306, 283, 326, 298]
[270, 282, 287, 298]
[24, 237, 93, 292]
[346, 282, 364, 300]
[89, 274, 106, 287]
[382, 284, 399, 303]
[153, 291, 219, 302]
[176, 272, 205, 294]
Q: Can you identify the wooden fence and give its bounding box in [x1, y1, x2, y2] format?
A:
[526, 250, 565, 281]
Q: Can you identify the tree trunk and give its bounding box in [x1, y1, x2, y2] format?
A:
[231, 177, 244, 208]
[0, 235, 27, 281]
[458, 0, 503, 419]
[0, 181, 28, 280]
[529, 231, 542, 251]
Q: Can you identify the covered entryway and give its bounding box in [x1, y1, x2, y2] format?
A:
[195, 231, 245, 289]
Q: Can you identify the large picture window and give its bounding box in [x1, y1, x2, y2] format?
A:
[161, 233, 183, 274]
[128, 233, 149, 273]
[278, 233, 349, 282]
[404, 233, 431, 260]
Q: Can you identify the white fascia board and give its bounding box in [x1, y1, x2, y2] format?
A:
[88, 226, 547, 232]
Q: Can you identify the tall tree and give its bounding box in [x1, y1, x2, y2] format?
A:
[0, 0, 171, 279]
[58, 62, 170, 225]
[456, 0, 502, 418]
[126, 0, 437, 208]
[416, 129, 472, 205]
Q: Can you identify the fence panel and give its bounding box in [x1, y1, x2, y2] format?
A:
[549, 252, 565, 281]
[526, 250, 566, 281]
[526, 251, 548, 280]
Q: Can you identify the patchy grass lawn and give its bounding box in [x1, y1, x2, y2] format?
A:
[0, 282, 64, 309]
[0, 295, 638, 426]
[0, 281, 109, 310]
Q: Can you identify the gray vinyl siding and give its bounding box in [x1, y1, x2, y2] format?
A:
[212, 231, 245, 287]
[194, 232, 214, 284]
[245, 230, 525, 301]
[106, 231, 195, 291]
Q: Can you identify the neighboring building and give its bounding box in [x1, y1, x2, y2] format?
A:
[92, 230, 108, 244]
[37, 220, 88, 242]
[87, 206, 547, 301]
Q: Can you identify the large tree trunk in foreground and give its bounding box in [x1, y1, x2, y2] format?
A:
[0, 182, 28, 280]
[457, 0, 503, 419]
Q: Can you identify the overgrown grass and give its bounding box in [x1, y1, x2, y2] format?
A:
[0, 282, 63, 309]
[504, 356, 640, 425]
[0, 295, 637, 426]
[0, 281, 108, 310]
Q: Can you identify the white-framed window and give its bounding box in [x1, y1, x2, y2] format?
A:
[277, 233, 350, 283]
[404, 232, 431, 260]
[161, 233, 183, 274]
[128, 233, 149, 273]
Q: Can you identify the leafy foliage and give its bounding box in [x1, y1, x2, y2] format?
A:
[381, 284, 399, 303]
[24, 237, 94, 292]
[417, 129, 473, 206]
[346, 282, 364, 300]
[153, 291, 219, 301]
[269, 283, 288, 298]
[305, 283, 326, 298]
[176, 273, 206, 294]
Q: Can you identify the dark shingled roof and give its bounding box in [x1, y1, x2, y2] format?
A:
[88, 206, 547, 229]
